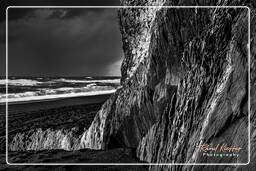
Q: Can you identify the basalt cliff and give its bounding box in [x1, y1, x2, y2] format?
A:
[8, 0, 256, 170]
[80, 0, 256, 170]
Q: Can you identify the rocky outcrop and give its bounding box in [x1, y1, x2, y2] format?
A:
[137, 5, 250, 167]
[9, 128, 82, 151]
[80, 0, 255, 170]
[80, 1, 170, 149]
[80, 0, 213, 150]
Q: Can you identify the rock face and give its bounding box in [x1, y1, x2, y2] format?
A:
[137, 4, 250, 166]
[80, 0, 170, 149]
[9, 128, 82, 151]
[80, 0, 210, 150]
[80, 0, 256, 170]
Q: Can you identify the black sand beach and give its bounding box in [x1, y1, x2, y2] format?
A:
[1, 148, 147, 171]
[0, 93, 112, 152]
[0, 93, 146, 169]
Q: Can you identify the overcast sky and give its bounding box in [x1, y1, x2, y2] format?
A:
[0, 0, 123, 77]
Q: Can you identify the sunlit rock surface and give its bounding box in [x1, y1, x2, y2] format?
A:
[137, 5, 251, 169]
[9, 128, 82, 151]
[80, 1, 255, 170]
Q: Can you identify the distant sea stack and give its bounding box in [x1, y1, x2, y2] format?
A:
[80, 0, 256, 170]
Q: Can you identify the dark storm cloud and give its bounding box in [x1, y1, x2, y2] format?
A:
[6, 8, 109, 22]
[47, 8, 106, 20]
[5, 8, 123, 76]
[63, 9, 96, 19]
[7, 8, 32, 21]
[0, 1, 121, 77]
[0, 0, 120, 22]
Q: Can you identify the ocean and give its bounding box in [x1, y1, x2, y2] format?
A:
[0, 76, 120, 104]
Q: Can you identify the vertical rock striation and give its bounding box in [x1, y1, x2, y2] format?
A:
[80, 0, 170, 149]
[80, 0, 215, 151]
[137, 6, 250, 168]
[9, 128, 82, 151]
[80, 0, 255, 170]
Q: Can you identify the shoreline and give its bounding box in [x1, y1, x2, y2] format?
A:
[0, 91, 115, 106]
[0, 93, 113, 116]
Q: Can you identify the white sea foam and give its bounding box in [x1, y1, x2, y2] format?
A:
[0, 83, 116, 103]
[0, 79, 42, 86]
[0, 78, 120, 86]
[53, 78, 120, 84]
[0, 89, 116, 103]
[0, 78, 120, 103]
